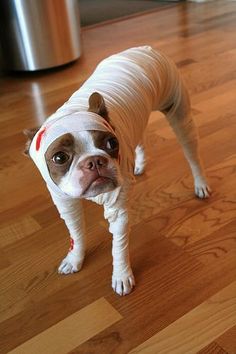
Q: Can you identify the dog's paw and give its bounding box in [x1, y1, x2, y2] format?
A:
[112, 272, 135, 296]
[134, 165, 145, 176]
[58, 252, 84, 275]
[194, 176, 212, 199]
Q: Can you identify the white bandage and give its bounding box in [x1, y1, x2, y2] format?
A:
[29, 46, 187, 286]
[30, 45, 183, 201]
[29, 112, 116, 198]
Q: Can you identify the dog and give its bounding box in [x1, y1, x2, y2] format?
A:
[24, 46, 211, 296]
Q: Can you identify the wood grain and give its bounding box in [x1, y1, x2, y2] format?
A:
[8, 298, 122, 354]
[0, 216, 41, 247]
[216, 326, 236, 354]
[129, 281, 236, 354]
[197, 342, 228, 354]
[0, 1, 236, 353]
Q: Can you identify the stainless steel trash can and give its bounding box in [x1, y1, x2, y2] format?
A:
[0, 0, 81, 71]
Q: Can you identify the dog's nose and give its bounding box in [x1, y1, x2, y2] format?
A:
[79, 156, 108, 170]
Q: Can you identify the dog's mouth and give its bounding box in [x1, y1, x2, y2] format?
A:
[91, 176, 111, 186]
[82, 174, 118, 198]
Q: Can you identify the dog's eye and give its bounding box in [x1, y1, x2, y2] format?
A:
[52, 151, 70, 164]
[106, 137, 118, 150]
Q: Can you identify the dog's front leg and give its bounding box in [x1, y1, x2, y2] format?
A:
[104, 203, 135, 296]
[112, 229, 135, 296]
[50, 193, 86, 275]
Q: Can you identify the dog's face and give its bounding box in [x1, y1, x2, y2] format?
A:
[25, 92, 123, 198]
[44, 130, 121, 198]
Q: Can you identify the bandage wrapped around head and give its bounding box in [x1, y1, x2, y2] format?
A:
[29, 111, 116, 199]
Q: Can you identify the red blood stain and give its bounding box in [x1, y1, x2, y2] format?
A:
[36, 127, 46, 151]
[69, 238, 74, 251]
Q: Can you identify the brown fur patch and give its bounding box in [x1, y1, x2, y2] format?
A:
[90, 131, 119, 159]
[45, 133, 75, 185]
[88, 92, 109, 121]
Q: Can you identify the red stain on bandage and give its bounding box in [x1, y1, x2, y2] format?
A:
[36, 127, 46, 151]
[69, 238, 74, 251]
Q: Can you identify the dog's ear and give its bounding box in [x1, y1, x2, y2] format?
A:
[88, 92, 109, 121]
[23, 127, 39, 156]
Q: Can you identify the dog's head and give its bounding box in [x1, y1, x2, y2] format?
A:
[25, 93, 123, 198]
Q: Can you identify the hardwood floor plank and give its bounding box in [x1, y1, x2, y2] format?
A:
[0, 249, 11, 271]
[72, 223, 236, 353]
[216, 326, 236, 354]
[129, 281, 236, 354]
[0, 216, 41, 248]
[129, 154, 236, 250]
[0, 223, 201, 352]
[0, 195, 50, 226]
[197, 341, 228, 354]
[192, 79, 236, 107]
[186, 219, 236, 265]
[164, 196, 236, 248]
[8, 298, 122, 354]
[183, 49, 236, 96]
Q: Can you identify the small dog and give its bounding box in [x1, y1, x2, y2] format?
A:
[25, 46, 211, 296]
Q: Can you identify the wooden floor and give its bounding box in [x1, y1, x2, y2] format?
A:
[1, 1, 236, 353]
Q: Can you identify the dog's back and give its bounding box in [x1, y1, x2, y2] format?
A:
[57, 46, 182, 148]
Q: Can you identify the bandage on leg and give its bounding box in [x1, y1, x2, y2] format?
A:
[112, 233, 135, 296]
[134, 144, 146, 176]
[49, 194, 86, 274]
[164, 82, 211, 199]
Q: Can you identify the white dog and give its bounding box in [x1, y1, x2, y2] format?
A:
[25, 46, 211, 296]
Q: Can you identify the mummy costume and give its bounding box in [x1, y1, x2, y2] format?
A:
[28, 46, 211, 295]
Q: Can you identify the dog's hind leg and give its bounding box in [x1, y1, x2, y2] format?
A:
[162, 82, 211, 199]
[134, 142, 146, 176]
